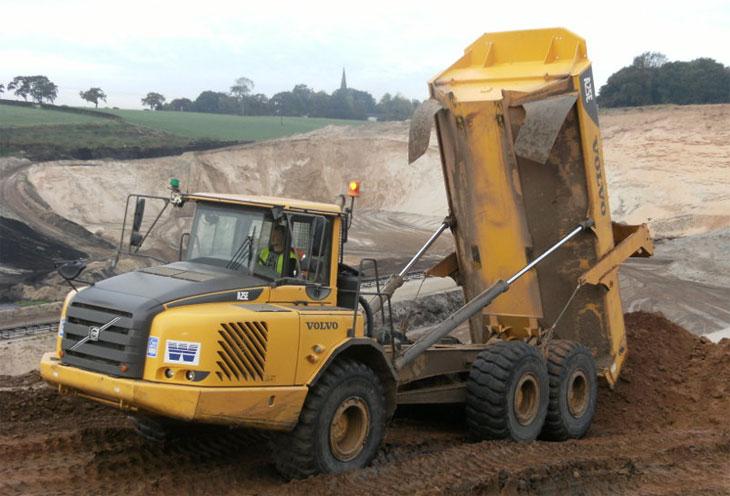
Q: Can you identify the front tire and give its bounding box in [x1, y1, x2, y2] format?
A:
[466, 340, 549, 442]
[540, 340, 597, 441]
[272, 359, 386, 480]
[129, 414, 180, 442]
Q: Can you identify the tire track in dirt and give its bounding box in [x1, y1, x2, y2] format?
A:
[2, 312, 730, 495]
[280, 430, 730, 496]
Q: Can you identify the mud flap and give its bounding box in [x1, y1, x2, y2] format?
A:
[408, 99, 445, 164]
[514, 94, 578, 164]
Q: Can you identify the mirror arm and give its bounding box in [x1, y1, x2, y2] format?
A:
[132, 200, 170, 253]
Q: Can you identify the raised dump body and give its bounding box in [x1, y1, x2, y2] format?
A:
[411, 28, 653, 386]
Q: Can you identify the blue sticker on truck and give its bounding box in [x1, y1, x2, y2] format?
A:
[165, 340, 201, 366]
[147, 336, 159, 358]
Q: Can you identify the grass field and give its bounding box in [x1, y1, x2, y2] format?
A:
[0, 104, 371, 149]
[0, 104, 107, 127]
[0, 103, 373, 160]
[0, 121, 201, 161]
[98, 109, 369, 141]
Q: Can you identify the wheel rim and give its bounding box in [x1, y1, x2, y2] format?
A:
[567, 369, 589, 418]
[514, 373, 540, 425]
[329, 396, 370, 462]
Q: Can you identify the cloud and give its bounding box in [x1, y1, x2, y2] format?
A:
[0, 49, 119, 75]
[2, 0, 728, 107]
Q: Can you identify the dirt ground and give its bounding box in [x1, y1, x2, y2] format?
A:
[2, 312, 729, 495]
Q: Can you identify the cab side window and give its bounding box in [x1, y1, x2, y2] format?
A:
[289, 215, 331, 285]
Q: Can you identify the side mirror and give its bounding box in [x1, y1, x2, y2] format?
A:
[58, 260, 86, 281]
[130, 198, 146, 247]
[132, 198, 146, 232]
[130, 232, 144, 247]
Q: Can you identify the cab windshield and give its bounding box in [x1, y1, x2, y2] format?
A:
[186, 201, 332, 284]
[187, 202, 266, 274]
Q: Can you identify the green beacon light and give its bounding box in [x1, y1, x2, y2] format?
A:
[169, 178, 184, 207]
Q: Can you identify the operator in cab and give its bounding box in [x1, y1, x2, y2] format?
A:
[258, 225, 297, 276]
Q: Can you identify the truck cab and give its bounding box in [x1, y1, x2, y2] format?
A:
[41, 191, 393, 434]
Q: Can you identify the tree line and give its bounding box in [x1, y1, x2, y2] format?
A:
[0, 74, 419, 121]
[1, 75, 108, 107]
[141, 77, 420, 121]
[9, 54, 726, 117]
[598, 52, 730, 107]
[1, 76, 59, 104]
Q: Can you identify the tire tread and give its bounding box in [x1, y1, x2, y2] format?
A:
[540, 340, 597, 441]
[272, 359, 385, 480]
[465, 340, 548, 442]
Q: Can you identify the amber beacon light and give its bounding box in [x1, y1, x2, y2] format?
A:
[347, 181, 360, 197]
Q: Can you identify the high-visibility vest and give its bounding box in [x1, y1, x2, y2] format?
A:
[258, 247, 297, 274]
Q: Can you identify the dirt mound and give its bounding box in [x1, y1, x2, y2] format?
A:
[0, 370, 41, 388]
[0, 371, 112, 428]
[2, 312, 730, 494]
[593, 311, 730, 435]
[22, 104, 730, 256]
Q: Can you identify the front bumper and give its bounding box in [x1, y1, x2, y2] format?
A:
[40, 353, 307, 431]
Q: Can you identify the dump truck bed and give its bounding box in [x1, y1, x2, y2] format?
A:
[411, 28, 652, 386]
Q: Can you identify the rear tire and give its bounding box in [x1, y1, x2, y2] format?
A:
[466, 340, 549, 442]
[540, 340, 597, 441]
[272, 359, 386, 480]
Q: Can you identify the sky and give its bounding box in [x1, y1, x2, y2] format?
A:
[1, 0, 728, 109]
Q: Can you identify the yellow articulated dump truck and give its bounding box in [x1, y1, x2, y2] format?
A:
[41, 28, 653, 479]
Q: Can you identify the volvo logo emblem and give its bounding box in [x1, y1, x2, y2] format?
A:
[69, 317, 121, 351]
[89, 326, 101, 341]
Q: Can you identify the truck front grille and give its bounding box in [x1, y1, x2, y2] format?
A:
[215, 321, 269, 382]
[62, 302, 147, 378]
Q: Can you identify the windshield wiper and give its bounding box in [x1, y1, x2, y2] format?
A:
[226, 235, 253, 271]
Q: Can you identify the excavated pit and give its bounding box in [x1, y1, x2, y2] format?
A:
[2, 312, 729, 495]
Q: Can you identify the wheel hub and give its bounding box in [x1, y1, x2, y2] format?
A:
[329, 396, 370, 462]
[514, 373, 540, 425]
[567, 369, 589, 418]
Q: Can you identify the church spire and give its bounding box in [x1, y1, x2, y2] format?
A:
[340, 68, 347, 90]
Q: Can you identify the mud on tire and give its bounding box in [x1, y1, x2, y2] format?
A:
[272, 359, 386, 480]
[466, 340, 549, 442]
[540, 340, 597, 441]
